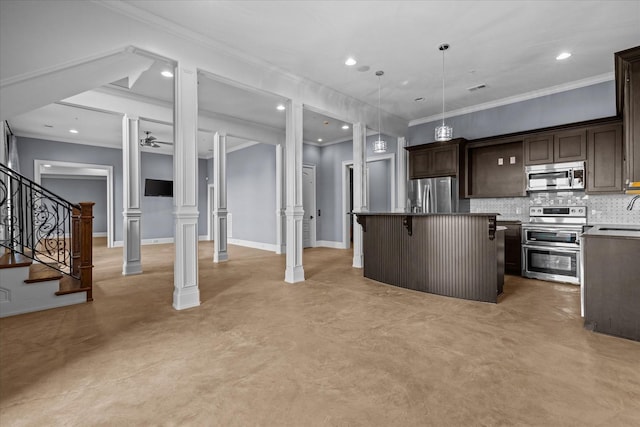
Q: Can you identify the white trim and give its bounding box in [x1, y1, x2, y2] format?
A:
[409, 73, 614, 127]
[207, 183, 215, 240]
[226, 140, 261, 153]
[228, 238, 278, 252]
[342, 153, 395, 250]
[316, 240, 345, 249]
[34, 159, 114, 249]
[93, 232, 107, 237]
[303, 163, 317, 248]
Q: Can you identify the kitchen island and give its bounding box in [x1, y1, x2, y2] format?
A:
[355, 213, 503, 303]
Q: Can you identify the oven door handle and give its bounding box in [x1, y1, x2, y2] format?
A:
[522, 227, 581, 233]
[523, 244, 580, 254]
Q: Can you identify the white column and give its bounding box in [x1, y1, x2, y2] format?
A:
[172, 63, 200, 310]
[0, 121, 7, 165]
[212, 132, 228, 263]
[352, 122, 367, 268]
[396, 136, 408, 213]
[275, 143, 286, 254]
[122, 114, 142, 276]
[284, 100, 305, 283]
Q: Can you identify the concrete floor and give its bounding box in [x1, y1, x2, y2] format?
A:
[1, 239, 639, 426]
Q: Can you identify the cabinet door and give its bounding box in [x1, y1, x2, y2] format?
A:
[587, 124, 623, 193]
[498, 222, 522, 276]
[554, 129, 586, 162]
[524, 134, 553, 165]
[430, 145, 458, 176]
[409, 149, 432, 179]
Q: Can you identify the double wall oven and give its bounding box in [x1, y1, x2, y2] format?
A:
[521, 206, 586, 285]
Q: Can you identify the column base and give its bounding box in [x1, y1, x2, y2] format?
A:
[352, 254, 364, 269]
[172, 286, 200, 310]
[276, 244, 286, 255]
[213, 252, 228, 263]
[285, 265, 305, 283]
[122, 262, 143, 276]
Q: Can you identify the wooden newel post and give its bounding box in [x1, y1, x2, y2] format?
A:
[71, 206, 81, 277]
[79, 202, 94, 301]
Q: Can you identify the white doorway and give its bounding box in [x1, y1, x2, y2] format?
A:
[34, 159, 114, 248]
[341, 153, 395, 249]
[302, 164, 316, 248]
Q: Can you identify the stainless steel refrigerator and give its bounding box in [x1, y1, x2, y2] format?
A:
[408, 177, 458, 213]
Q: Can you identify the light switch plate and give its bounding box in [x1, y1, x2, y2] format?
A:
[510, 156, 516, 164]
[498, 158, 504, 165]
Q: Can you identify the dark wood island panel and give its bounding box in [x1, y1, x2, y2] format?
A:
[357, 213, 502, 303]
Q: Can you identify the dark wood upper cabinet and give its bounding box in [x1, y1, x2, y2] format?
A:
[554, 129, 587, 162]
[406, 139, 465, 179]
[524, 129, 586, 165]
[615, 45, 640, 189]
[523, 134, 553, 165]
[587, 123, 623, 193]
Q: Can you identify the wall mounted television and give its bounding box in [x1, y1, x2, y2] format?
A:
[144, 179, 173, 197]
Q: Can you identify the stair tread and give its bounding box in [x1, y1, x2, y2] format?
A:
[25, 264, 63, 283]
[56, 276, 90, 296]
[0, 252, 33, 269]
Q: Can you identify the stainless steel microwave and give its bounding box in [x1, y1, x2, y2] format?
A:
[525, 161, 585, 192]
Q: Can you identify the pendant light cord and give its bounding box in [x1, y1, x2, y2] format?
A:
[378, 74, 382, 139]
[441, 47, 446, 126]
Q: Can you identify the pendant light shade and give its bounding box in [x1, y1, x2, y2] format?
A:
[373, 70, 387, 153]
[435, 43, 453, 142]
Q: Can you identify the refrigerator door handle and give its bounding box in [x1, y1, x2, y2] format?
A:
[424, 184, 431, 213]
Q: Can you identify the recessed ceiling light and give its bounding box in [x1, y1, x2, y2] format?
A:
[161, 70, 174, 78]
[276, 104, 285, 111]
[317, 138, 323, 142]
[69, 129, 78, 134]
[345, 57, 357, 66]
[342, 124, 349, 130]
[556, 52, 571, 60]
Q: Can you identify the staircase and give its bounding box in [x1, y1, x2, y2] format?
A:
[0, 163, 93, 318]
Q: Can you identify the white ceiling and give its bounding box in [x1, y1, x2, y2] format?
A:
[5, 1, 640, 154]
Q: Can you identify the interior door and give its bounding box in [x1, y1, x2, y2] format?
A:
[302, 165, 316, 248]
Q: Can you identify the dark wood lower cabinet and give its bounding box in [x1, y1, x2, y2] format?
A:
[498, 221, 521, 276]
[357, 213, 502, 303]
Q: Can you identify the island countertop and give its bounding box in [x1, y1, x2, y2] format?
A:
[351, 212, 501, 217]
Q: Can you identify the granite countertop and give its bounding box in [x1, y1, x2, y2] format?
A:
[582, 224, 640, 239]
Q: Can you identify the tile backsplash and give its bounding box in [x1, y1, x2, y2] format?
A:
[471, 193, 640, 224]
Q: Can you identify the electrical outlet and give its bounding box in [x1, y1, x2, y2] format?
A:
[516, 207, 522, 214]
[510, 156, 516, 164]
[497, 157, 504, 166]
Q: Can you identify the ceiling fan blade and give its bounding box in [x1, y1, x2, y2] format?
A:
[154, 141, 173, 145]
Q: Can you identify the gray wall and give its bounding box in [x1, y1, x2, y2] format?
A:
[227, 143, 277, 244]
[407, 81, 617, 146]
[41, 176, 108, 233]
[16, 137, 209, 242]
[16, 137, 124, 241]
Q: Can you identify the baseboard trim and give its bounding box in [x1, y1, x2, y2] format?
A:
[93, 232, 107, 237]
[228, 238, 277, 252]
[316, 240, 346, 249]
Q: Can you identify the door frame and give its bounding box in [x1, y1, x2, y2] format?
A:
[341, 153, 395, 249]
[303, 163, 317, 248]
[34, 159, 114, 248]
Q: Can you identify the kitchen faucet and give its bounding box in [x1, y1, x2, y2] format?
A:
[627, 194, 640, 210]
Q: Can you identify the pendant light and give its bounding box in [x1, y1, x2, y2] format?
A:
[435, 43, 453, 142]
[373, 70, 387, 153]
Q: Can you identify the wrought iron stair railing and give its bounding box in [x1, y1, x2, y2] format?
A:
[0, 163, 94, 299]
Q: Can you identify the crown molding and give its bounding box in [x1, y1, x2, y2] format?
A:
[408, 73, 614, 127]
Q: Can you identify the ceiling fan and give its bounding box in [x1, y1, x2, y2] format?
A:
[139, 131, 173, 148]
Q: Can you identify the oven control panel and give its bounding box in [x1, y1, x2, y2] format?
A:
[529, 206, 586, 217]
